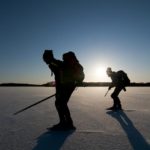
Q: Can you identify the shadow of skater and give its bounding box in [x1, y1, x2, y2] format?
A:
[107, 111, 150, 150]
[33, 130, 74, 150]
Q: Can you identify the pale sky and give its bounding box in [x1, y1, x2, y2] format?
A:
[0, 0, 150, 84]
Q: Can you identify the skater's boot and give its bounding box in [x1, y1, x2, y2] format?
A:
[116, 104, 122, 110]
[106, 105, 116, 110]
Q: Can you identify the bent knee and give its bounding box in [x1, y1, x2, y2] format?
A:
[111, 93, 117, 99]
[55, 100, 61, 107]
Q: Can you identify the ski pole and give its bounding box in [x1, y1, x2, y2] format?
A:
[104, 89, 109, 97]
[13, 94, 55, 115]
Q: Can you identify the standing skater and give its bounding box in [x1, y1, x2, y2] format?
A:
[43, 50, 84, 130]
[106, 67, 130, 111]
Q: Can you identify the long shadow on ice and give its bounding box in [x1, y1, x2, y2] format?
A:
[107, 111, 150, 150]
[33, 130, 74, 150]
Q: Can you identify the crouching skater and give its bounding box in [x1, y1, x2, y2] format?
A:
[43, 50, 84, 130]
[106, 67, 130, 111]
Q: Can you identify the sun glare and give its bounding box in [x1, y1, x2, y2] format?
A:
[94, 66, 108, 82]
[95, 66, 106, 75]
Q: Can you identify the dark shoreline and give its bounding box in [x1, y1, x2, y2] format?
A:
[0, 82, 150, 87]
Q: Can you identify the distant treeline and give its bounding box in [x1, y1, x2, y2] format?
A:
[81, 82, 150, 87]
[0, 82, 150, 87]
[0, 83, 41, 87]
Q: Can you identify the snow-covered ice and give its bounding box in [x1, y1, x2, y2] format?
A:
[0, 87, 150, 150]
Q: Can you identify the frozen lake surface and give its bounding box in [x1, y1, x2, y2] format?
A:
[0, 87, 150, 150]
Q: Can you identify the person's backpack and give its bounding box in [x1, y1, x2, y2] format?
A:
[73, 63, 85, 83]
[63, 51, 84, 84]
[117, 70, 130, 86]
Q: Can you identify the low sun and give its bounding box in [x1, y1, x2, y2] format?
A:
[95, 66, 106, 75]
[94, 66, 108, 82]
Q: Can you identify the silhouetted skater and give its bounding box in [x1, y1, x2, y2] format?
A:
[43, 50, 84, 130]
[106, 67, 130, 111]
